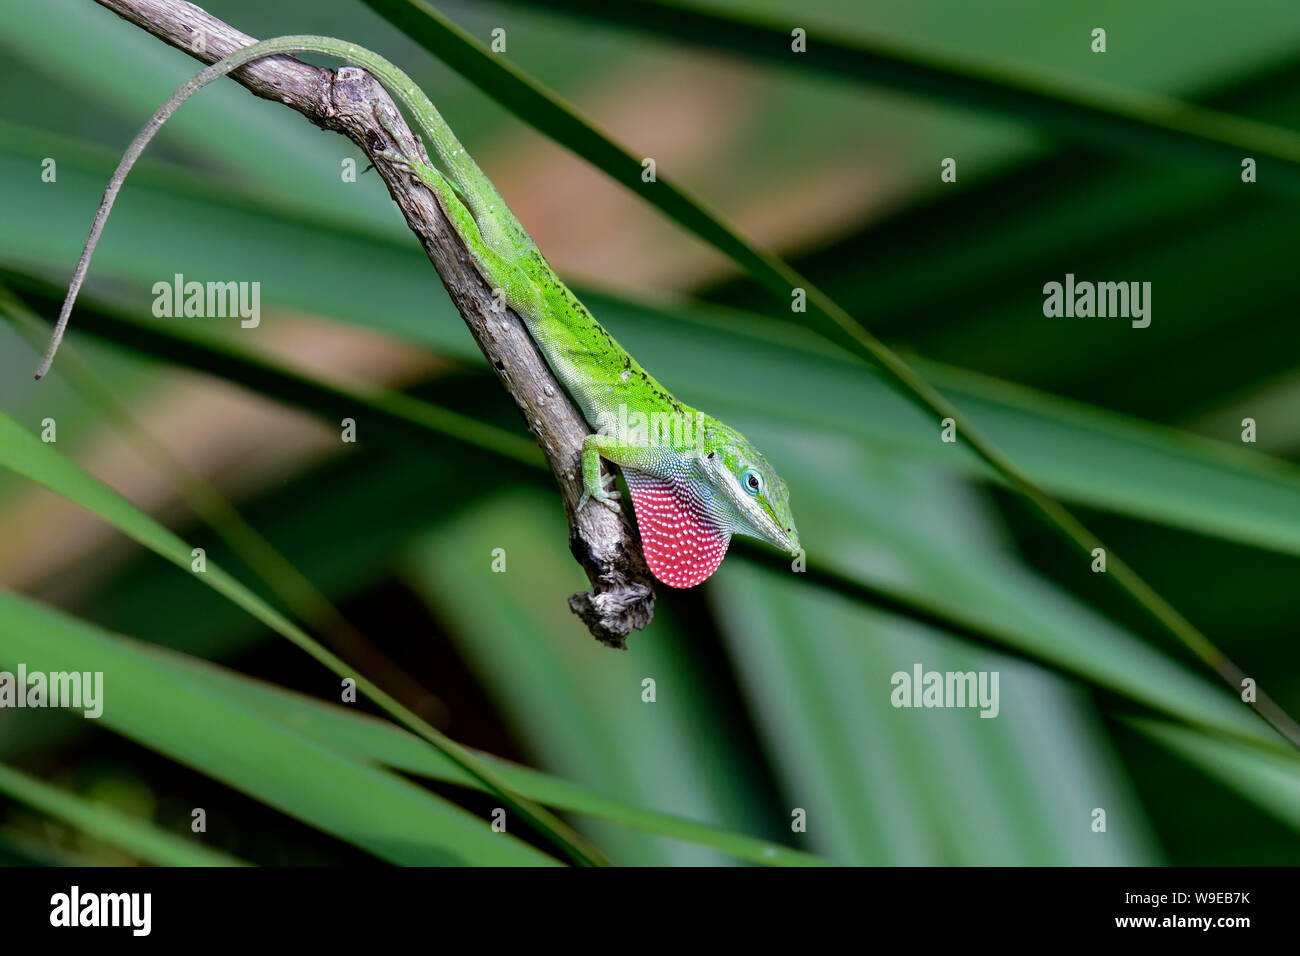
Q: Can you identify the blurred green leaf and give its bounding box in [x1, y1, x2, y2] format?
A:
[0, 282, 540, 468]
[746, 432, 1273, 750]
[400, 489, 784, 865]
[128, 602, 829, 867]
[492, 0, 1300, 190]
[0, 589, 556, 866]
[714, 561, 1163, 863]
[707, 450, 1186, 863]
[0, 760, 249, 867]
[0, 0, 405, 235]
[0, 408, 603, 865]
[1127, 717, 1300, 834]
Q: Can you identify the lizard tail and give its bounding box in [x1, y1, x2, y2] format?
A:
[35, 35, 465, 380]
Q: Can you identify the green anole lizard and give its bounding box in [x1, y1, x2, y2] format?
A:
[35, 35, 799, 588]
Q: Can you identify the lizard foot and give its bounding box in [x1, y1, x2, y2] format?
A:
[372, 146, 425, 178]
[578, 471, 622, 513]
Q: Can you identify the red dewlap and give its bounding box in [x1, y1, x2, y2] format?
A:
[623, 470, 730, 588]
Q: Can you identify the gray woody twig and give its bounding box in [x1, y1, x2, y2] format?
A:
[92, 0, 655, 646]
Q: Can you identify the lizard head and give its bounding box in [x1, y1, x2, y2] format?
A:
[620, 415, 800, 589]
[698, 423, 800, 557]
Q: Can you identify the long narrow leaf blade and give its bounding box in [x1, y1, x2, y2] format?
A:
[0, 590, 557, 866]
[490, 0, 1300, 190]
[128, 591, 830, 866]
[0, 409, 603, 865]
[0, 761, 249, 867]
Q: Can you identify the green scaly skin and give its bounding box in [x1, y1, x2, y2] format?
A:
[37, 36, 800, 587]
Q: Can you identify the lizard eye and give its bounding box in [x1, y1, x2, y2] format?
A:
[742, 468, 762, 495]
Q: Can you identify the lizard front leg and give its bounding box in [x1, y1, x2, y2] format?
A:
[576, 432, 690, 512]
[578, 433, 627, 512]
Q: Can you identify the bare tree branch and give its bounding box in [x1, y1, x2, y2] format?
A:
[90, 0, 654, 645]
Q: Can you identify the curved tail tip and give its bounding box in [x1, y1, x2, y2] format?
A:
[34, 346, 58, 381]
